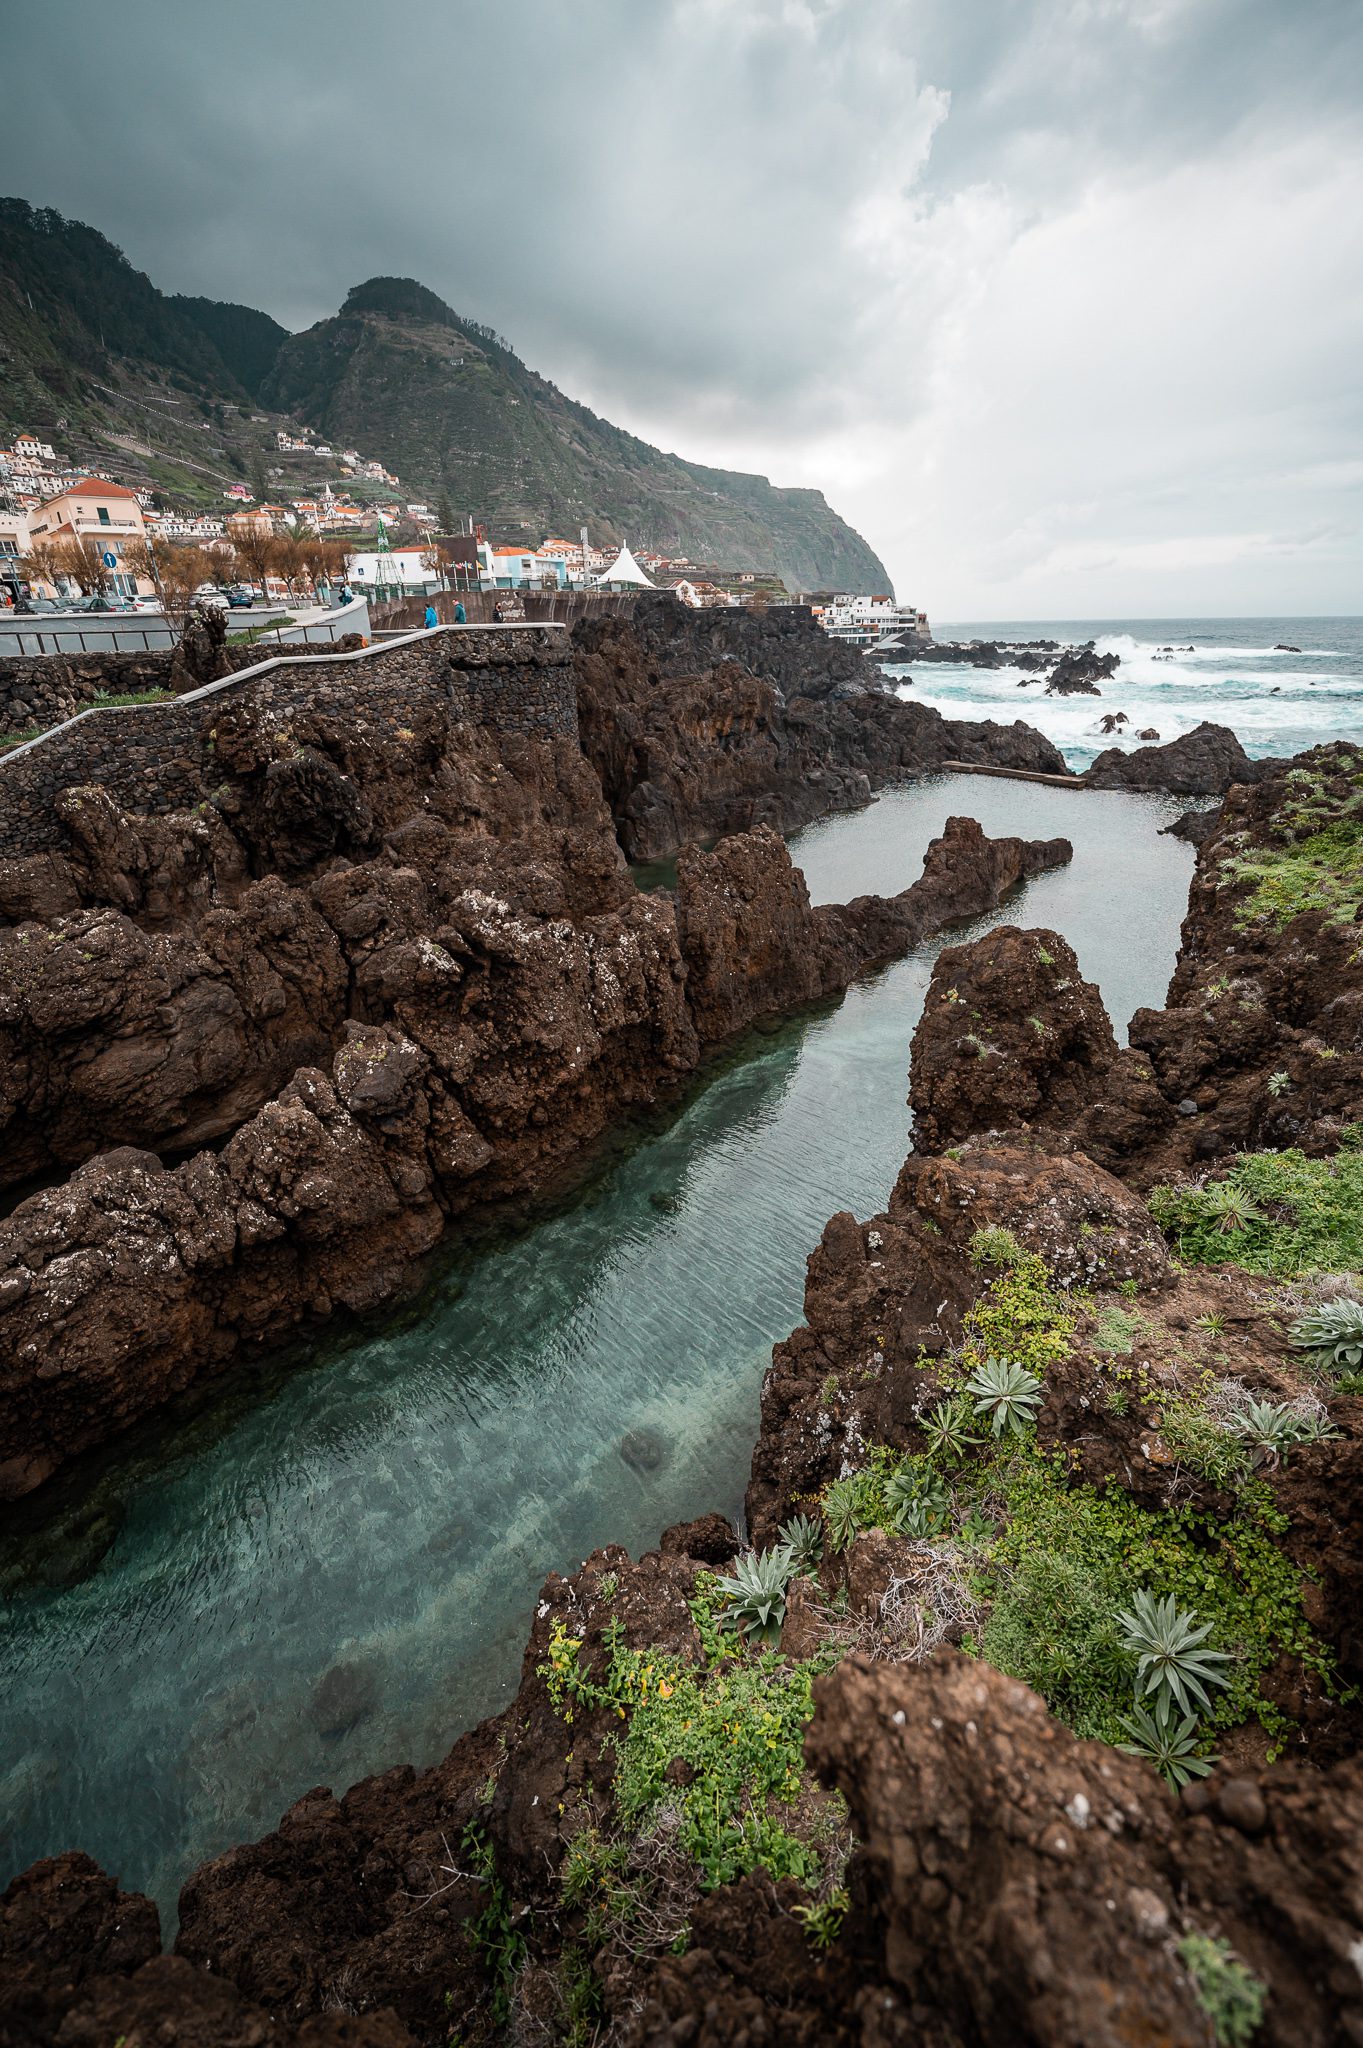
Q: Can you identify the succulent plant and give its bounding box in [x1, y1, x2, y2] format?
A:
[1118, 1698, 1217, 1789]
[714, 1544, 796, 1647]
[884, 1463, 951, 1539]
[822, 1475, 863, 1554]
[1116, 1589, 1230, 1717]
[1226, 1396, 1336, 1464]
[1199, 1181, 1267, 1233]
[1290, 1296, 1363, 1373]
[777, 1512, 824, 1574]
[922, 1395, 981, 1462]
[963, 1355, 1044, 1437]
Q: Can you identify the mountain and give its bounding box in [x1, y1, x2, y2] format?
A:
[0, 201, 892, 590]
[171, 295, 289, 399]
[261, 276, 891, 589]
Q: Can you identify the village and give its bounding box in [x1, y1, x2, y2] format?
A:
[0, 426, 923, 635]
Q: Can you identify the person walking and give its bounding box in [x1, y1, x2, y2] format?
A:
[453, 599, 466, 624]
[493, 601, 505, 623]
[423, 602, 438, 629]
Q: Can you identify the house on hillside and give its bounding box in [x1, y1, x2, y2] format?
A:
[28, 478, 151, 598]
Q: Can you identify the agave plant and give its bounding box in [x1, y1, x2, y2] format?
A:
[963, 1356, 1044, 1437]
[822, 1475, 863, 1554]
[884, 1463, 951, 1539]
[778, 1512, 824, 1574]
[1227, 1396, 1336, 1465]
[715, 1544, 795, 1647]
[1290, 1296, 1363, 1373]
[1118, 1698, 1217, 1789]
[1116, 1589, 1230, 1717]
[923, 1395, 981, 1463]
[1199, 1181, 1267, 1234]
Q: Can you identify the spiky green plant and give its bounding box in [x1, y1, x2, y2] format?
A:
[1227, 1396, 1336, 1463]
[822, 1476, 863, 1554]
[1290, 1295, 1363, 1372]
[1199, 1182, 1268, 1234]
[922, 1395, 981, 1462]
[777, 1512, 824, 1574]
[1116, 1589, 1230, 1716]
[714, 1545, 795, 1647]
[885, 1463, 951, 1538]
[963, 1355, 1044, 1437]
[1118, 1698, 1217, 1789]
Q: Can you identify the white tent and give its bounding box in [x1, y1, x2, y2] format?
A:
[595, 542, 654, 588]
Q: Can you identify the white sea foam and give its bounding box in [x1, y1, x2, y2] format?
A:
[886, 619, 1363, 765]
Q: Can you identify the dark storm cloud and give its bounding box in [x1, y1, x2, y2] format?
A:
[1, 0, 1359, 612]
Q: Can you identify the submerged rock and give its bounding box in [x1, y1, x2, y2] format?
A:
[309, 1657, 381, 1737]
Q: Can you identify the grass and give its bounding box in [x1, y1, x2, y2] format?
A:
[1150, 1143, 1363, 1276]
[1218, 754, 1363, 928]
[228, 612, 297, 645]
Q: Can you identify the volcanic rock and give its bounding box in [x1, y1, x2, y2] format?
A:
[1084, 719, 1258, 795]
[1045, 647, 1118, 695]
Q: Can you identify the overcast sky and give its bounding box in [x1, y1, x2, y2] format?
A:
[3, 0, 1359, 616]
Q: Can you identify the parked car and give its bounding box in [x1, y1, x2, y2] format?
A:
[226, 587, 255, 608]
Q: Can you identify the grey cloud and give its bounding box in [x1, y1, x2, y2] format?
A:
[1, 0, 1358, 613]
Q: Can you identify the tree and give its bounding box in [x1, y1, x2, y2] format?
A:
[229, 519, 279, 599]
[158, 544, 213, 629]
[437, 491, 456, 535]
[51, 534, 112, 596]
[17, 538, 63, 595]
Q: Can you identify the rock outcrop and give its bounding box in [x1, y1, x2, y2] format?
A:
[903, 748, 1363, 1184]
[573, 602, 1070, 860]
[1083, 719, 1262, 795]
[1045, 647, 1118, 695]
[674, 816, 1070, 1045]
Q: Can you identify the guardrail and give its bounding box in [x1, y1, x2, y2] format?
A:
[0, 598, 371, 659]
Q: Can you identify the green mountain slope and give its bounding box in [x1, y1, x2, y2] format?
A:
[263, 276, 891, 590]
[171, 295, 289, 399]
[0, 203, 891, 590]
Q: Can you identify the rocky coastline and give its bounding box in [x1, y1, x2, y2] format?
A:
[4, 602, 1361, 2046]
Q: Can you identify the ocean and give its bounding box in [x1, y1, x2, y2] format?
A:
[882, 615, 1363, 770]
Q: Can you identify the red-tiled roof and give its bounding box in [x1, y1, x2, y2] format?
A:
[63, 477, 138, 499]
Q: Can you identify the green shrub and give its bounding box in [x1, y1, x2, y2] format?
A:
[1150, 1148, 1363, 1275]
[967, 1450, 1335, 1748]
[1177, 1932, 1266, 2046]
[1118, 1699, 1217, 1789]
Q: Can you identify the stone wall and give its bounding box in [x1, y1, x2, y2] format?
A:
[0, 627, 576, 856]
[0, 649, 180, 738]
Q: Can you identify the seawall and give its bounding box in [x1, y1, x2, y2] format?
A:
[0, 624, 577, 856]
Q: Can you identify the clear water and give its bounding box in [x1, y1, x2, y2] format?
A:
[888, 614, 1363, 769]
[0, 777, 1197, 1927]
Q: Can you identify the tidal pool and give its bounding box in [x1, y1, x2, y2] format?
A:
[0, 776, 1197, 1923]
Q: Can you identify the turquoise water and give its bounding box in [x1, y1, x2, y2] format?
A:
[0, 776, 1196, 1925]
[892, 614, 1363, 769]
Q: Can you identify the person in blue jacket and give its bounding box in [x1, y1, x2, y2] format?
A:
[453, 600, 467, 624]
[423, 602, 438, 629]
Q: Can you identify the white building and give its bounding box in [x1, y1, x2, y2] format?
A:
[346, 546, 437, 596]
[813, 596, 928, 649]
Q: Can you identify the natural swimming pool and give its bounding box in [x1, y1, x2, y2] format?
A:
[0, 775, 1198, 1923]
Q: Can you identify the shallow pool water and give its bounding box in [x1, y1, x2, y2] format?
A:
[0, 776, 1196, 1923]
